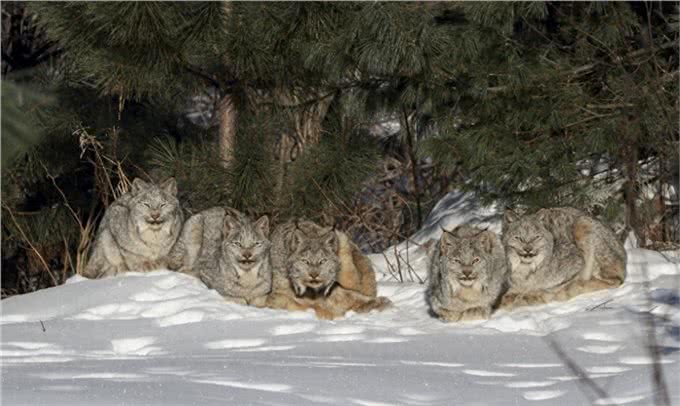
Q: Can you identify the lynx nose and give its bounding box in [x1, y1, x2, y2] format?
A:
[150, 211, 161, 220]
[462, 268, 473, 277]
[309, 270, 320, 279]
[242, 251, 252, 260]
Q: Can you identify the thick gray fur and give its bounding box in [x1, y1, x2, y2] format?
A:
[170, 207, 272, 306]
[502, 207, 627, 306]
[269, 220, 340, 298]
[83, 178, 183, 278]
[427, 225, 507, 321]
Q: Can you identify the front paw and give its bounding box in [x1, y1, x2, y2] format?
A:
[313, 305, 339, 320]
[500, 293, 520, 308]
[354, 296, 393, 313]
[459, 307, 491, 321]
[437, 311, 463, 323]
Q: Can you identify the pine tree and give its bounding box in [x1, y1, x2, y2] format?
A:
[423, 2, 679, 241]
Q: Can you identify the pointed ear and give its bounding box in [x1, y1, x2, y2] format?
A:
[323, 231, 339, 253]
[422, 239, 437, 258]
[503, 209, 520, 225]
[131, 178, 150, 195]
[476, 231, 495, 254]
[254, 215, 269, 236]
[223, 214, 240, 234]
[441, 230, 456, 246]
[439, 231, 457, 254]
[286, 228, 304, 253]
[160, 177, 178, 196]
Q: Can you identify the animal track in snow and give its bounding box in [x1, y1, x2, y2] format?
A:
[204, 338, 266, 349]
[522, 390, 565, 401]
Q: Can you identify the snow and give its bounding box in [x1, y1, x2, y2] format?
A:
[2, 193, 680, 405]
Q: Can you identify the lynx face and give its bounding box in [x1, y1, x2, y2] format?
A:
[439, 232, 492, 289]
[129, 178, 181, 233]
[503, 216, 554, 273]
[222, 215, 271, 272]
[287, 223, 340, 297]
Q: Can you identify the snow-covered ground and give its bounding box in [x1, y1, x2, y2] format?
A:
[2, 193, 679, 405]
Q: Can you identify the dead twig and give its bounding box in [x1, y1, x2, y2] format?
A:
[2, 203, 58, 286]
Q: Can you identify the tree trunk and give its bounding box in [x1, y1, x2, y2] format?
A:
[217, 94, 238, 166]
[623, 142, 641, 245]
[275, 89, 334, 163]
[402, 107, 422, 229]
[272, 89, 334, 203]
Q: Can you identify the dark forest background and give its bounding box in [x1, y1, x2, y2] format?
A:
[2, 1, 678, 296]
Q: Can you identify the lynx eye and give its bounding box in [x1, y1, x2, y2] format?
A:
[143, 203, 151, 208]
[319, 258, 327, 264]
[160, 203, 166, 209]
[254, 241, 262, 246]
[472, 257, 480, 264]
[232, 241, 242, 247]
[513, 235, 521, 241]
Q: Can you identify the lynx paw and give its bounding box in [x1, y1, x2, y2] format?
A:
[354, 296, 393, 314]
[459, 307, 491, 321]
[313, 305, 340, 320]
[438, 311, 464, 323]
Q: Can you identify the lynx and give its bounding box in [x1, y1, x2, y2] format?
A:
[501, 207, 627, 308]
[266, 220, 391, 319]
[169, 207, 272, 306]
[427, 225, 507, 322]
[83, 178, 183, 278]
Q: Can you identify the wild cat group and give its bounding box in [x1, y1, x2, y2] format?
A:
[83, 178, 627, 322]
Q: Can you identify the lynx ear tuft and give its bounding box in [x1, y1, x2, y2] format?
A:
[503, 209, 520, 225]
[476, 231, 494, 254]
[131, 178, 150, 195]
[223, 214, 240, 234]
[287, 227, 304, 253]
[160, 177, 178, 196]
[254, 215, 270, 236]
[323, 231, 339, 253]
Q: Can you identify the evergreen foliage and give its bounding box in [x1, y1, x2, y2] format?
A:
[423, 2, 679, 225]
[2, 1, 678, 296]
